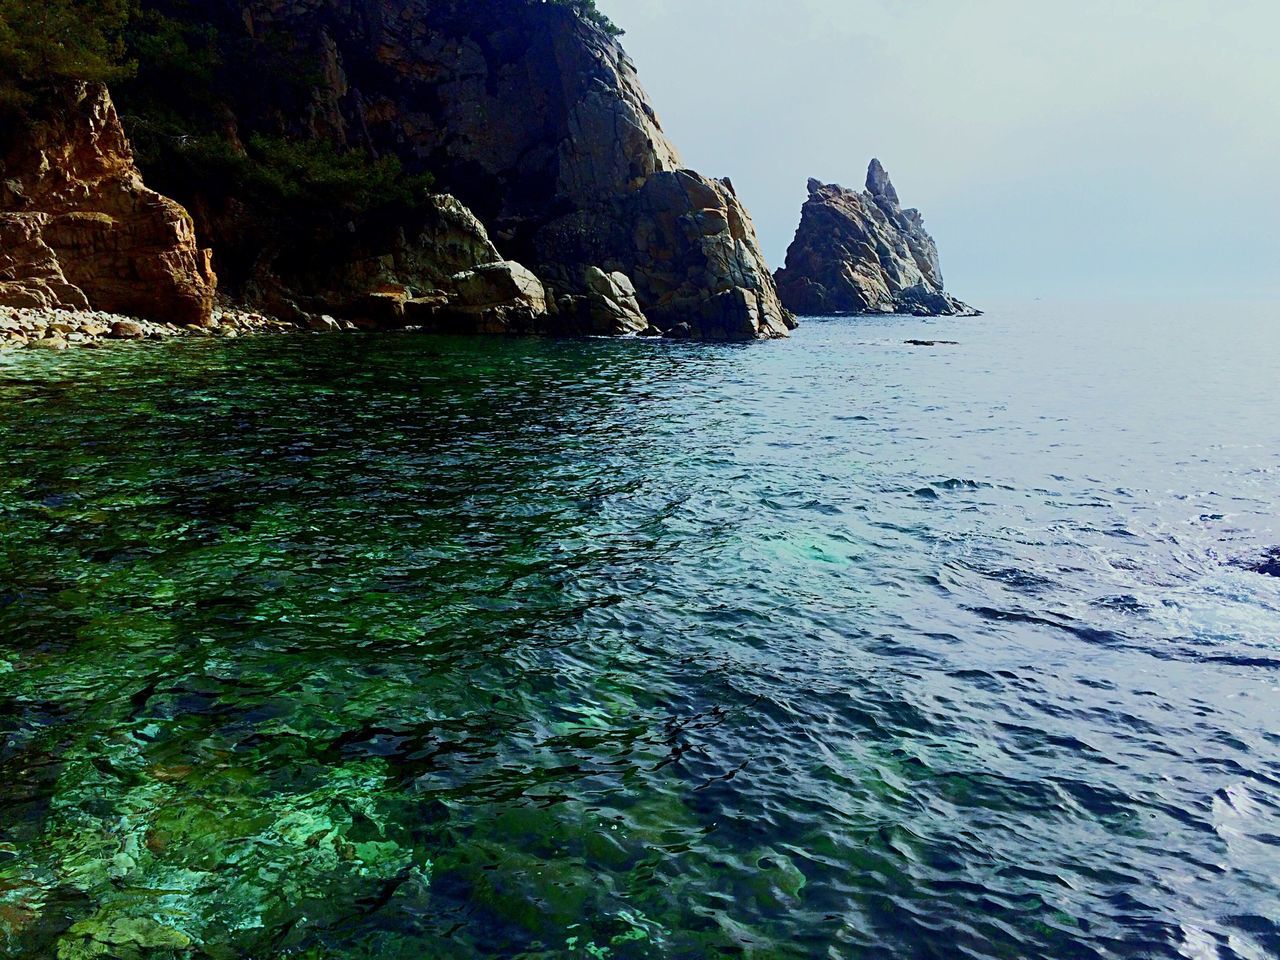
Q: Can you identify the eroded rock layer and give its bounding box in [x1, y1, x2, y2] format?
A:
[0, 84, 216, 326]
[775, 159, 978, 317]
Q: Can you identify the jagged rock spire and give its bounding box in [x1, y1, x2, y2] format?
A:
[774, 158, 979, 318]
[865, 158, 899, 206]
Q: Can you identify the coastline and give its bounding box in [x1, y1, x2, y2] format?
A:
[0, 303, 348, 351]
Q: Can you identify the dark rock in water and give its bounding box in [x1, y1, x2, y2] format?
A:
[905, 339, 959, 347]
[775, 159, 979, 318]
[553, 266, 650, 336]
[1252, 549, 1280, 578]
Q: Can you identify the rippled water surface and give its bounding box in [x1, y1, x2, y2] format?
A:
[1, 302, 1278, 959]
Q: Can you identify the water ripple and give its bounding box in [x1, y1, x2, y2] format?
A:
[1, 305, 1278, 958]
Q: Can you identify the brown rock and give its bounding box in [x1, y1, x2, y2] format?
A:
[0, 83, 216, 325]
[109, 320, 145, 339]
[357, 291, 408, 328]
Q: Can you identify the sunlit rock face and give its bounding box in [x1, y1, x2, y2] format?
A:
[775, 159, 979, 317]
[0, 83, 216, 325]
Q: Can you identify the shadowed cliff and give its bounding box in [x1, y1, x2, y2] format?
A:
[114, 0, 792, 339]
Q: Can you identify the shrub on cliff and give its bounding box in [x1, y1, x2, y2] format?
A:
[159, 133, 436, 221]
[0, 0, 134, 109]
[546, 0, 624, 36]
[110, 1, 441, 289]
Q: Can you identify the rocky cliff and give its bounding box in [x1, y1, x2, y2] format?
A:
[774, 159, 977, 317]
[0, 83, 216, 326]
[120, 0, 791, 340]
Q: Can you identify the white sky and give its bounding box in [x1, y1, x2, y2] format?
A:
[596, 0, 1280, 301]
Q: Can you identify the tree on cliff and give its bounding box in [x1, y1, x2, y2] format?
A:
[0, 0, 134, 108]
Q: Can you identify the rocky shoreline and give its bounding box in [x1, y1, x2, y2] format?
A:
[0, 304, 319, 352]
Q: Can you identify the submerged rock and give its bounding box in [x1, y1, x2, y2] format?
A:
[0, 83, 216, 326]
[775, 160, 978, 317]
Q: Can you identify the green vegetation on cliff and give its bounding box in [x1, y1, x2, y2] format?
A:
[551, 0, 624, 36]
[0, 0, 133, 108]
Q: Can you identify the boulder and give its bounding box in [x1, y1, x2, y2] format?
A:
[304, 314, 341, 332]
[585, 268, 647, 332]
[552, 266, 649, 335]
[775, 159, 979, 317]
[109, 320, 145, 339]
[0, 83, 216, 325]
[261, 193, 508, 323]
[29, 335, 69, 350]
[429, 261, 549, 333]
[356, 291, 408, 328]
[537, 168, 793, 339]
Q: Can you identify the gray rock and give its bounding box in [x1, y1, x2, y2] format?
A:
[426, 261, 549, 333]
[305, 314, 342, 332]
[775, 159, 979, 317]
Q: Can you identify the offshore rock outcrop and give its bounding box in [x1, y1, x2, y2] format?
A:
[0, 84, 216, 326]
[127, 0, 791, 340]
[775, 159, 978, 317]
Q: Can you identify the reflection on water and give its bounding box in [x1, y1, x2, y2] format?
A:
[1, 302, 1278, 959]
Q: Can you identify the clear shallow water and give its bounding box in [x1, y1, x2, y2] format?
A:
[0, 301, 1278, 959]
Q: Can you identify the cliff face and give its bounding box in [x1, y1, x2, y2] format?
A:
[774, 159, 977, 317]
[129, 0, 791, 340]
[0, 84, 216, 325]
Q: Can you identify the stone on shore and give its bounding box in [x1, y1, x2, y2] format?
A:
[109, 320, 145, 340]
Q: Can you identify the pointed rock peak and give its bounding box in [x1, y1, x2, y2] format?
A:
[866, 158, 899, 205]
[807, 177, 825, 196]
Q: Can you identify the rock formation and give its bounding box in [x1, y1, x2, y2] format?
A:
[121, 0, 791, 340]
[255, 192, 555, 334]
[0, 83, 216, 326]
[774, 159, 978, 317]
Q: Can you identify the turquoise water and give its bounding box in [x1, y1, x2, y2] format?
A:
[1, 302, 1278, 958]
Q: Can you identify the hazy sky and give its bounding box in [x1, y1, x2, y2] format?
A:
[596, 0, 1280, 301]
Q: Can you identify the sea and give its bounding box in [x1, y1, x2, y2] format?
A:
[0, 300, 1277, 958]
